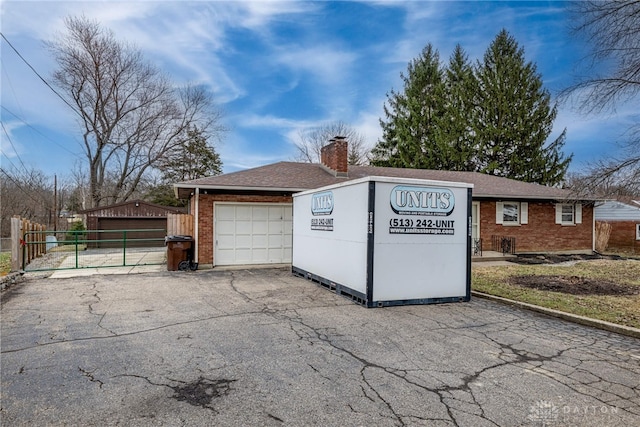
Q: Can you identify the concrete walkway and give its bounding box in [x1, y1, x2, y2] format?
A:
[49, 248, 166, 278]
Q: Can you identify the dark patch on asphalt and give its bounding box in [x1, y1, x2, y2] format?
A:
[169, 377, 236, 410]
[510, 275, 639, 295]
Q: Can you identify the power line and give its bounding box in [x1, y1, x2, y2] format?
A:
[0, 168, 46, 207]
[0, 32, 81, 118]
[1, 106, 82, 158]
[0, 148, 23, 174]
[0, 121, 28, 174]
[0, 148, 55, 198]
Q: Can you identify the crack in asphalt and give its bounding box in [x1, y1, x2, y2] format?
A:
[0, 310, 267, 354]
[78, 366, 104, 389]
[228, 271, 255, 304]
[86, 282, 118, 336]
[4, 273, 639, 425]
[262, 306, 639, 426]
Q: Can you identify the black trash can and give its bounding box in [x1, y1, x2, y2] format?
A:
[165, 235, 196, 271]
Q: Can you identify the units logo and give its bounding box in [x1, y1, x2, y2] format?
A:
[390, 186, 455, 216]
[311, 191, 334, 216]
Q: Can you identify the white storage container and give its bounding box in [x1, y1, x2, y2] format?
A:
[292, 176, 473, 307]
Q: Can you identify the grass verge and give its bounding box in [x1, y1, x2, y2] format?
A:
[0, 252, 10, 276]
[472, 260, 640, 329]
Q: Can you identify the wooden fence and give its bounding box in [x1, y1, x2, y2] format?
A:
[167, 213, 194, 237]
[10, 216, 47, 272]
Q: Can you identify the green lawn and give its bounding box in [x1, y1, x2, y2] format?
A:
[0, 252, 10, 276]
[472, 260, 640, 329]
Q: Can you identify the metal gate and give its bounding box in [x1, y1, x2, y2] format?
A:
[22, 229, 166, 272]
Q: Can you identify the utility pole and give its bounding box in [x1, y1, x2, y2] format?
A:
[54, 174, 57, 232]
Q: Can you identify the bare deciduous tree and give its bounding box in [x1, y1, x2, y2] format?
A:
[294, 121, 370, 165]
[0, 167, 54, 234]
[47, 16, 223, 207]
[564, 1, 640, 197]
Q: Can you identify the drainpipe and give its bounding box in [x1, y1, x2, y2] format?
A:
[195, 187, 199, 263]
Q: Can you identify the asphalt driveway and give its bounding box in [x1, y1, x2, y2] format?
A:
[1, 268, 639, 426]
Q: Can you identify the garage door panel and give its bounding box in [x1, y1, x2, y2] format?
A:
[253, 207, 269, 220]
[214, 203, 292, 266]
[216, 250, 235, 264]
[269, 221, 283, 234]
[236, 206, 252, 219]
[268, 235, 283, 247]
[217, 235, 235, 249]
[269, 206, 285, 219]
[252, 221, 268, 234]
[252, 235, 267, 248]
[218, 205, 237, 219]
[252, 249, 267, 262]
[235, 220, 252, 234]
[235, 249, 252, 263]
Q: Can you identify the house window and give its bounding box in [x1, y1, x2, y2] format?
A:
[555, 203, 582, 226]
[503, 203, 519, 224]
[636, 224, 640, 240]
[561, 204, 574, 224]
[496, 202, 528, 225]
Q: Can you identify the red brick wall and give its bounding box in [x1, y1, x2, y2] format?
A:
[320, 140, 348, 173]
[479, 201, 593, 253]
[602, 221, 640, 254]
[193, 194, 293, 265]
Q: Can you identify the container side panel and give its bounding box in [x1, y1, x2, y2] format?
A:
[292, 182, 369, 293]
[372, 182, 470, 301]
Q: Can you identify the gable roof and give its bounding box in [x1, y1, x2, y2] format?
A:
[174, 161, 581, 201]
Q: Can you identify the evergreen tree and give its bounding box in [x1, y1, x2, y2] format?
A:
[436, 44, 478, 171]
[473, 29, 571, 184]
[159, 125, 222, 182]
[145, 125, 222, 207]
[370, 44, 446, 168]
[371, 31, 571, 185]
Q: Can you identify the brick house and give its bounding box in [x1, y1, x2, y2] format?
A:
[595, 200, 640, 254]
[174, 139, 597, 268]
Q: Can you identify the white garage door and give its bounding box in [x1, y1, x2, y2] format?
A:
[214, 203, 292, 266]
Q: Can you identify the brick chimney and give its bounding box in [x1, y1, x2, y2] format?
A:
[320, 136, 348, 177]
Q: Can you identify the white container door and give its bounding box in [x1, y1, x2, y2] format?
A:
[215, 203, 292, 266]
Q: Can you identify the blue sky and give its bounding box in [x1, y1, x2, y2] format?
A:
[1, 1, 635, 180]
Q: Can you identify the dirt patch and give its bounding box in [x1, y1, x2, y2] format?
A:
[510, 253, 630, 265]
[509, 275, 639, 296]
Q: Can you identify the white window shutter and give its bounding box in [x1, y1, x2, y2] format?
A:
[555, 204, 562, 224]
[521, 202, 528, 224]
[575, 203, 582, 224]
[496, 202, 503, 224]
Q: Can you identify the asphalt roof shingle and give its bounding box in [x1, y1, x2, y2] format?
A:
[175, 161, 575, 200]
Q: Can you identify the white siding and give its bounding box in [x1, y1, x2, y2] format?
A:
[595, 201, 640, 221]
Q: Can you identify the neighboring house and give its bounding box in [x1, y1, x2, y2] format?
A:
[595, 200, 640, 254]
[174, 139, 597, 268]
[80, 200, 185, 248]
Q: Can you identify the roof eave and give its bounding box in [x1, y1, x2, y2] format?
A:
[474, 193, 603, 202]
[173, 183, 310, 194]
